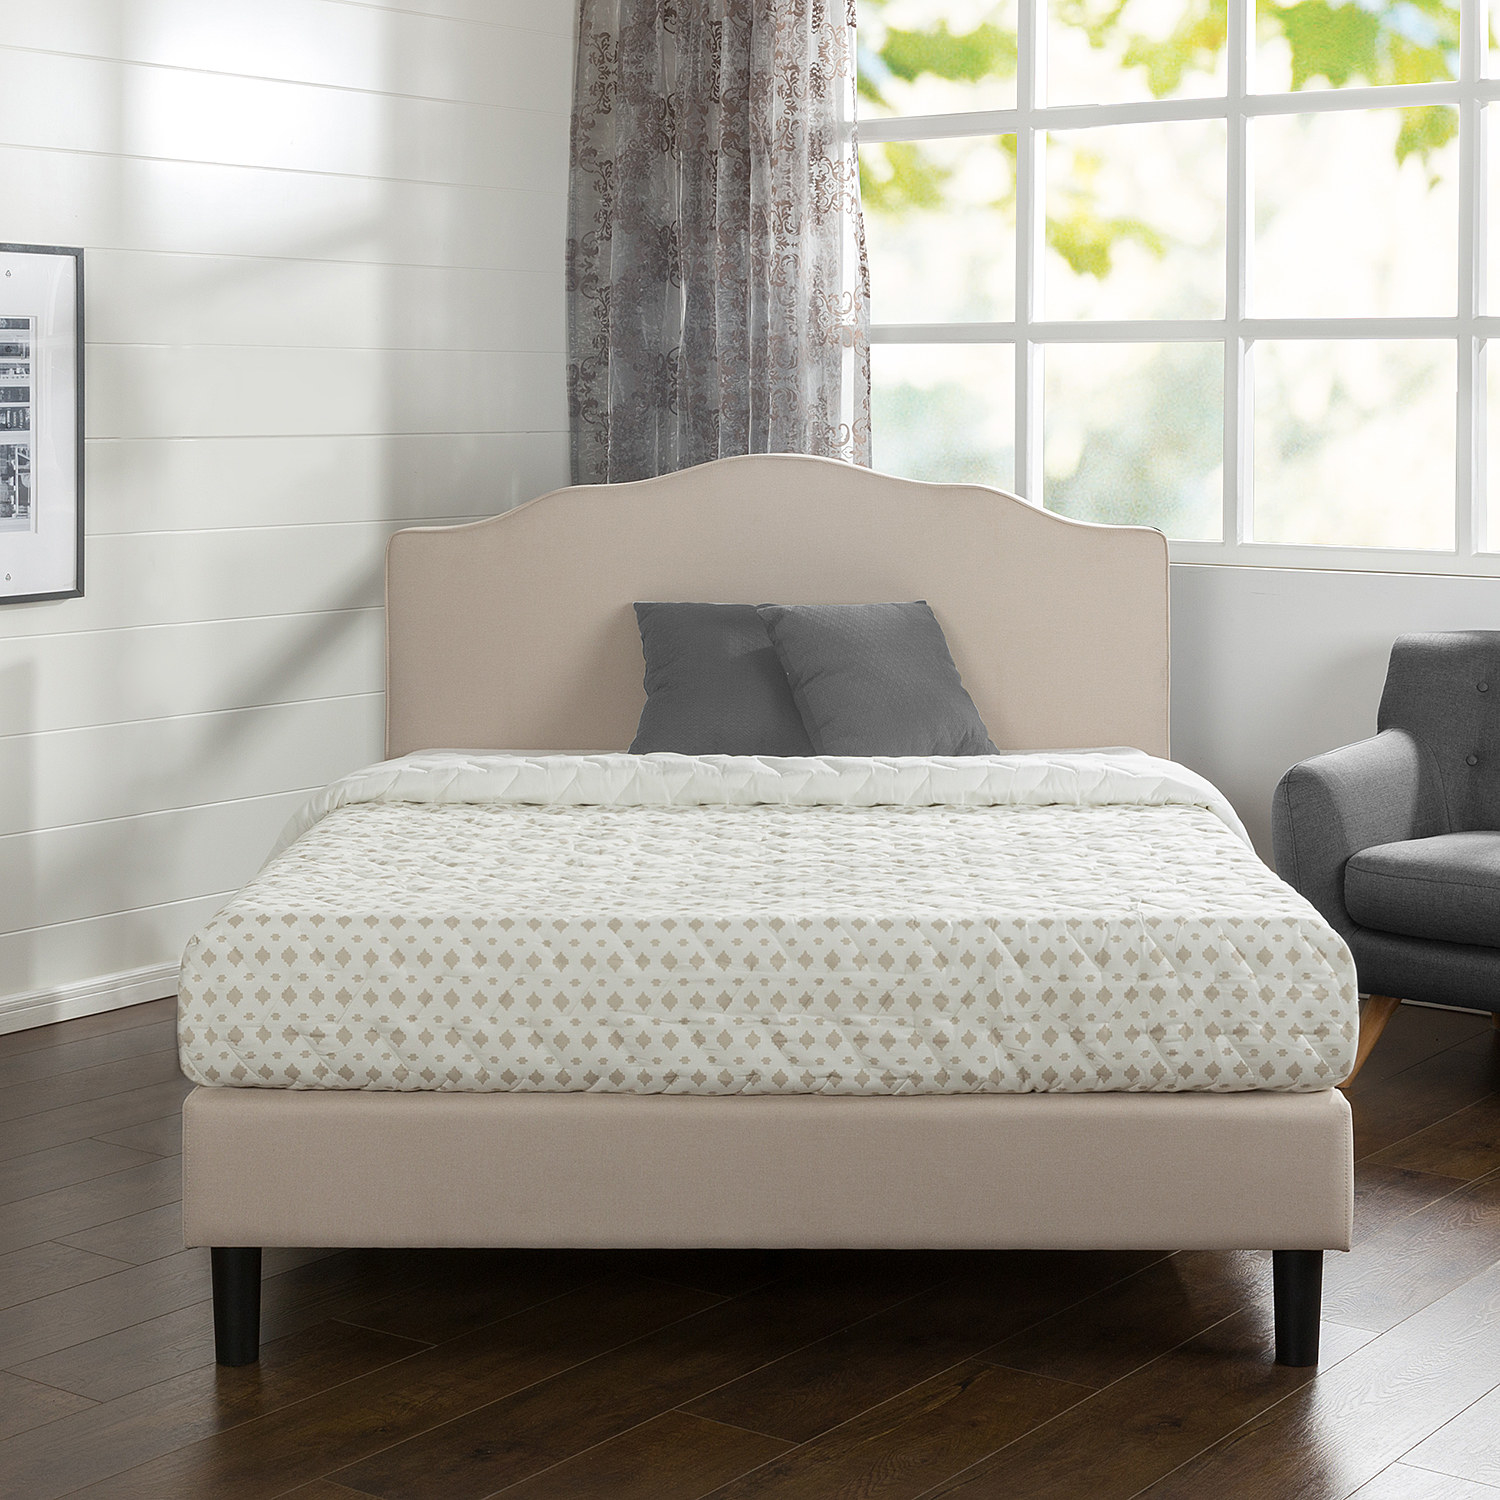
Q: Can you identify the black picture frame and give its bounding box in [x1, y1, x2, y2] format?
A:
[0, 242, 84, 605]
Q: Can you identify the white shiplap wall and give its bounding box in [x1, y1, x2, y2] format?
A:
[0, 0, 573, 1030]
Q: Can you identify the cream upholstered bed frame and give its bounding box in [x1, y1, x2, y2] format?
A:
[182, 454, 1351, 1369]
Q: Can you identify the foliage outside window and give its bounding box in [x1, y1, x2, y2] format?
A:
[859, 0, 1500, 570]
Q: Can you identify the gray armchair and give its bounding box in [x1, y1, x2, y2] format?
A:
[1273, 632, 1500, 1082]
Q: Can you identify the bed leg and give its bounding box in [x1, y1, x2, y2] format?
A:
[1272, 1249, 1322, 1367]
[211, 1247, 262, 1366]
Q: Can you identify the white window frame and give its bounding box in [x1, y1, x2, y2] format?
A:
[860, 0, 1498, 574]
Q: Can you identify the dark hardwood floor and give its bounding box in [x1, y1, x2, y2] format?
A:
[1, 997, 1498, 1499]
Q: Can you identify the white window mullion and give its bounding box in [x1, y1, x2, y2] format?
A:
[1476, 340, 1490, 555]
[856, 79, 1468, 145]
[1460, 0, 1486, 554]
[1013, 0, 1045, 502]
[874, 317, 1470, 343]
[1226, 0, 1251, 545]
[1015, 140, 1045, 503]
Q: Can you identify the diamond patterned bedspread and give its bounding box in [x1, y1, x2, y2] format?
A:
[177, 752, 1358, 1094]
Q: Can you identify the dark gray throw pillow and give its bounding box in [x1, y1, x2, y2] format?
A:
[757, 601, 997, 756]
[630, 602, 815, 755]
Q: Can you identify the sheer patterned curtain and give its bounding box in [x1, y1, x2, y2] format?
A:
[567, 0, 871, 484]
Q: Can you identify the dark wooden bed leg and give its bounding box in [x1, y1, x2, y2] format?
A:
[211, 1247, 262, 1366]
[1273, 1249, 1322, 1367]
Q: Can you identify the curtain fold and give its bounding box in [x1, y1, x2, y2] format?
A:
[567, 0, 872, 484]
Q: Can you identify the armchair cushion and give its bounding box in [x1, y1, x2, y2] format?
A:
[1345, 832, 1500, 950]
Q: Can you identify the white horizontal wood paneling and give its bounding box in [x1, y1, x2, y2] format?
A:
[0, 0, 572, 1018]
[1, 521, 446, 638]
[0, 612, 386, 736]
[332, 1, 572, 33]
[0, 50, 568, 188]
[0, 694, 384, 837]
[0, 897, 228, 1002]
[87, 251, 563, 352]
[0, 147, 565, 271]
[0, 0, 573, 112]
[85, 347, 567, 439]
[86, 432, 568, 533]
[0, 790, 309, 937]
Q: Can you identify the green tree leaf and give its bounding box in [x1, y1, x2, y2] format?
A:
[1274, 0, 1382, 88]
[1046, 210, 1167, 279]
[1395, 102, 1458, 167]
[1119, 0, 1228, 98]
[881, 21, 1018, 86]
[859, 140, 960, 216]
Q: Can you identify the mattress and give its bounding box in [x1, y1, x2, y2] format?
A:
[177, 752, 1359, 1095]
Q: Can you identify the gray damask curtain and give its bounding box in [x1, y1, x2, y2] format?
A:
[566, 0, 872, 484]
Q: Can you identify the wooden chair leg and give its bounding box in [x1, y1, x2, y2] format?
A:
[1339, 994, 1403, 1089]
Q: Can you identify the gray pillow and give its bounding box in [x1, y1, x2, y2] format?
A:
[757, 601, 997, 756]
[630, 602, 815, 755]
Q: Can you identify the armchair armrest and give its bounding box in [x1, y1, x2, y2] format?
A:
[1272, 729, 1447, 939]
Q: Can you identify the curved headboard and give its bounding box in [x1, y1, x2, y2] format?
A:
[385, 453, 1170, 758]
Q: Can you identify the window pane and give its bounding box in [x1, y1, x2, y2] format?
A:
[1045, 120, 1225, 320]
[872, 344, 1016, 490]
[858, 0, 1018, 117]
[1046, 0, 1227, 106]
[1043, 342, 1223, 539]
[1253, 340, 1455, 549]
[863, 137, 1016, 323]
[1253, 109, 1458, 318]
[1255, 0, 1457, 94]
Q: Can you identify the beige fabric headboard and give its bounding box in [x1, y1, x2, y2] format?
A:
[385, 454, 1169, 758]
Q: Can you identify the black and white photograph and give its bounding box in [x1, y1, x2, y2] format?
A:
[0, 316, 35, 532]
[0, 244, 82, 602]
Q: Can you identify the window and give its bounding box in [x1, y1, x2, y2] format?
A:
[859, 0, 1494, 571]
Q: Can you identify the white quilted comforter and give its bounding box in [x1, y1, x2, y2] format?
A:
[177, 751, 1359, 1094]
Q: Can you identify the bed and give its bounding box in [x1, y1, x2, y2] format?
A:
[178, 453, 1356, 1369]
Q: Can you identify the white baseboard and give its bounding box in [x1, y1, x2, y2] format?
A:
[1399, 999, 1496, 1017]
[0, 963, 178, 1037]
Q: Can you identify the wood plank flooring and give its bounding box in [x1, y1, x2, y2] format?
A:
[0, 996, 1496, 1500]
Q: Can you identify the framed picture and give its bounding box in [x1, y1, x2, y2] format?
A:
[0, 243, 83, 604]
